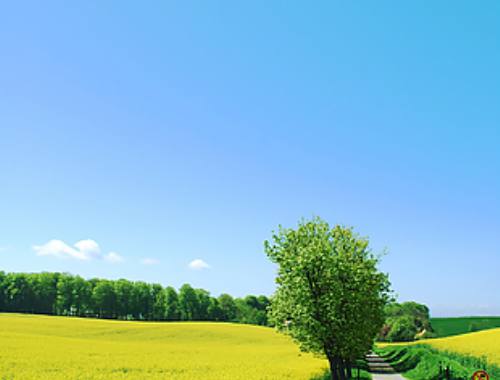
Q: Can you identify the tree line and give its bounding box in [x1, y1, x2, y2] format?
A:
[0, 271, 270, 325]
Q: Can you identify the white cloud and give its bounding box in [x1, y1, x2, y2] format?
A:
[188, 258, 211, 270]
[34, 239, 93, 260]
[34, 239, 123, 264]
[105, 251, 124, 263]
[141, 258, 159, 265]
[73, 239, 101, 260]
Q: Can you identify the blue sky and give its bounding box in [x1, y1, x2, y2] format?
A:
[1, 2, 499, 317]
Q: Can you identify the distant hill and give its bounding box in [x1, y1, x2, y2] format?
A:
[430, 316, 500, 337]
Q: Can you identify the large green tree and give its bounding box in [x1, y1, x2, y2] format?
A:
[265, 218, 391, 380]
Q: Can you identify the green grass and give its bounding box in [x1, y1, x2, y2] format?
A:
[310, 359, 372, 380]
[430, 317, 500, 337]
[376, 344, 500, 380]
[311, 369, 371, 380]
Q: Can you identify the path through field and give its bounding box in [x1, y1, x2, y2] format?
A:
[366, 353, 406, 380]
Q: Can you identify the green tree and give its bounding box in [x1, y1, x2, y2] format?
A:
[234, 296, 269, 325]
[380, 301, 433, 342]
[5, 273, 34, 313]
[72, 275, 91, 316]
[151, 284, 167, 320]
[114, 279, 134, 319]
[265, 218, 391, 380]
[207, 297, 223, 321]
[31, 272, 59, 314]
[56, 274, 75, 315]
[195, 289, 211, 320]
[178, 284, 199, 320]
[165, 286, 180, 320]
[131, 282, 152, 320]
[92, 280, 117, 318]
[0, 271, 6, 311]
[218, 294, 237, 321]
[386, 315, 417, 342]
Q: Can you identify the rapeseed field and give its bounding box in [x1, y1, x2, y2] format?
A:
[0, 313, 327, 379]
[425, 327, 500, 365]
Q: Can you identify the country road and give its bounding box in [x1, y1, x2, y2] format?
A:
[366, 353, 406, 380]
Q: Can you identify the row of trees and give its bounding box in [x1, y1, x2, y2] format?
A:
[0, 271, 270, 325]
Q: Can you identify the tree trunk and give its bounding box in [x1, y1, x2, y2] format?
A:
[338, 358, 346, 380]
[327, 356, 340, 380]
[346, 362, 352, 379]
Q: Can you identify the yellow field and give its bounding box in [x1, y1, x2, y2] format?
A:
[379, 328, 500, 366]
[0, 313, 327, 380]
[425, 328, 500, 365]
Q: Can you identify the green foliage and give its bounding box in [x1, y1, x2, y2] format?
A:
[164, 286, 180, 320]
[311, 369, 372, 380]
[265, 217, 391, 380]
[92, 280, 117, 318]
[430, 317, 500, 337]
[235, 296, 269, 326]
[114, 279, 134, 319]
[376, 344, 500, 380]
[218, 294, 237, 321]
[178, 284, 199, 320]
[0, 271, 270, 325]
[379, 301, 435, 342]
[151, 284, 167, 320]
[386, 315, 418, 342]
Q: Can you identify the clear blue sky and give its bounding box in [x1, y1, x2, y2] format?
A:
[1, 2, 499, 317]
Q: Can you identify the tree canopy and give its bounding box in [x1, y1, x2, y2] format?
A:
[265, 218, 391, 380]
[0, 271, 269, 326]
[378, 301, 435, 342]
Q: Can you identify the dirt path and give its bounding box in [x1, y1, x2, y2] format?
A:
[366, 353, 406, 380]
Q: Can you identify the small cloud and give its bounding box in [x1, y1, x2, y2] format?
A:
[34, 239, 123, 263]
[141, 258, 160, 265]
[105, 251, 124, 263]
[188, 258, 211, 270]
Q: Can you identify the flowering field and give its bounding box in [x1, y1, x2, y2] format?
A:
[0, 313, 327, 380]
[425, 328, 500, 365]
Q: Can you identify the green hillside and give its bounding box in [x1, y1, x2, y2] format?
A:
[430, 317, 500, 337]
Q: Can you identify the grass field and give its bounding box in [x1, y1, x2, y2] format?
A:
[430, 316, 500, 337]
[377, 344, 500, 380]
[377, 328, 500, 379]
[0, 313, 328, 380]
